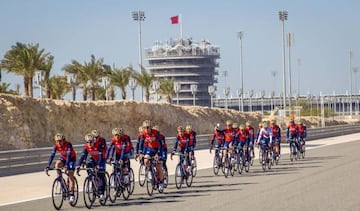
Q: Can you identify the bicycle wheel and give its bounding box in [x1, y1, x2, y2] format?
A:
[129, 168, 135, 194]
[186, 169, 193, 187]
[163, 167, 169, 188]
[230, 158, 235, 176]
[224, 157, 230, 178]
[213, 155, 220, 175]
[51, 178, 64, 210]
[83, 177, 95, 209]
[175, 164, 183, 189]
[290, 144, 294, 162]
[146, 170, 155, 196]
[250, 147, 255, 166]
[244, 160, 250, 173]
[261, 153, 266, 171]
[99, 176, 107, 206]
[301, 145, 306, 158]
[238, 156, 243, 174]
[138, 164, 146, 187]
[108, 173, 117, 203]
[69, 176, 79, 207]
[191, 158, 197, 177]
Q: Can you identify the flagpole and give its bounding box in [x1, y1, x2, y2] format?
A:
[180, 14, 183, 38]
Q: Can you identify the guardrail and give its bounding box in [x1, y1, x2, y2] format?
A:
[1, 124, 360, 177]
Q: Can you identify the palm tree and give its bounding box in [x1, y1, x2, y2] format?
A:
[132, 65, 155, 102]
[39, 55, 54, 98]
[48, 76, 70, 99]
[109, 66, 133, 100]
[0, 82, 19, 95]
[83, 55, 106, 101]
[0, 42, 51, 97]
[159, 78, 175, 103]
[63, 60, 86, 100]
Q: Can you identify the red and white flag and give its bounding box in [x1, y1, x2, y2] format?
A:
[170, 15, 179, 24]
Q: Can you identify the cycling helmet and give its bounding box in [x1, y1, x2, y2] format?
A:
[84, 133, 94, 142]
[118, 127, 124, 135]
[91, 129, 100, 138]
[152, 125, 159, 130]
[239, 124, 245, 130]
[263, 122, 268, 128]
[138, 126, 143, 132]
[246, 121, 251, 127]
[232, 123, 238, 129]
[185, 124, 192, 131]
[112, 128, 120, 135]
[216, 123, 220, 128]
[226, 120, 232, 126]
[177, 126, 183, 132]
[54, 133, 65, 141]
[143, 120, 151, 128]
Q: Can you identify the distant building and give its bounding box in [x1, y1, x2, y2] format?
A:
[144, 37, 220, 106]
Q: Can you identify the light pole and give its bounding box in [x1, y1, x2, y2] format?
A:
[279, 10, 288, 116]
[66, 73, 77, 101]
[101, 76, 110, 100]
[261, 90, 265, 114]
[129, 78, 137, 100]
[152, 80, 160, 102]
[208, 85, 216, 108]
[224, 87, 230, 109]
[353, 67, 359, 94]
[287, 32, 294, 108]
[132, 10, 145, 101]
[191, 84, 198, 106]
[237, 31, 244, 112]
[174, 82, 181, 105]
[349, 51, 353, 117]
[236, 88, 243, 111]
[34, 70, 44, 98]
[249, 90, 254, 112]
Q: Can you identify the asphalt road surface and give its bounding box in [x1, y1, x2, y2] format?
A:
[1, 136, 360, 211]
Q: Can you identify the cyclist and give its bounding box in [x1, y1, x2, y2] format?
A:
[210, 123, 224, 157]
[45, 133, 77, 203]
[256, 121, 273, 164]
[237, 124, 250, 164]
[76, 133, 107, 201]
[153, 125, 168, 177]
[172, 126, 191, 173]
[185, 124, 196, 164]
[270, 119, 281, 158]
[245, 121, 255, 160]
[106, 128, 134, 184]
[297, 121, 307, 152]
[135, 126, 144, 159]
[91, 129, 107, 155]
[286, 120, 299, 151]
[223, 120, 235, 163]
[139, 120, 164, 192]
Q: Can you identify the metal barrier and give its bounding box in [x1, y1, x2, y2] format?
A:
[1, 125, 360, 177]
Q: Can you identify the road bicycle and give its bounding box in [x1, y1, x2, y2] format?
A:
[77, 167, 109, 209]
[289, 139, 298, 162]
[299, 138, 306, 159]
[137, 156, 146, 187]
[145, 157, 165, 196]
[211, 147, 224, 176]
[172, 152, 193, 189]
[237, 145, 250, 174]
[45, 167, 79, 210]
[108, 160, 134, 202]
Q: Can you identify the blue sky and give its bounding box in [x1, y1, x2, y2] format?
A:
[1, 0, 360, 100]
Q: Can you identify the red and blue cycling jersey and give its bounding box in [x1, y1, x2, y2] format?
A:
[48, 141, 76, 167]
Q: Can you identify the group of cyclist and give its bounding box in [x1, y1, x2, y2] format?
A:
[45, 117, 307, 206]
[45, 119, 198, 203]
[209, 118, 307, 167]
[210, 120, 256, 167]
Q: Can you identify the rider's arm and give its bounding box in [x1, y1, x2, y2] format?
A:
[135, 135, 141, 154]
[105, 141, 114, 160]
[47, 145, 57, 167]
[139, 135, 145, 154]
[173, 135, 179, 152]
[76, 147, 88, 166]
[65, 143, 73, 167]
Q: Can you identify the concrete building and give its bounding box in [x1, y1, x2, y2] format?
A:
[144, 37, 220, 106]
